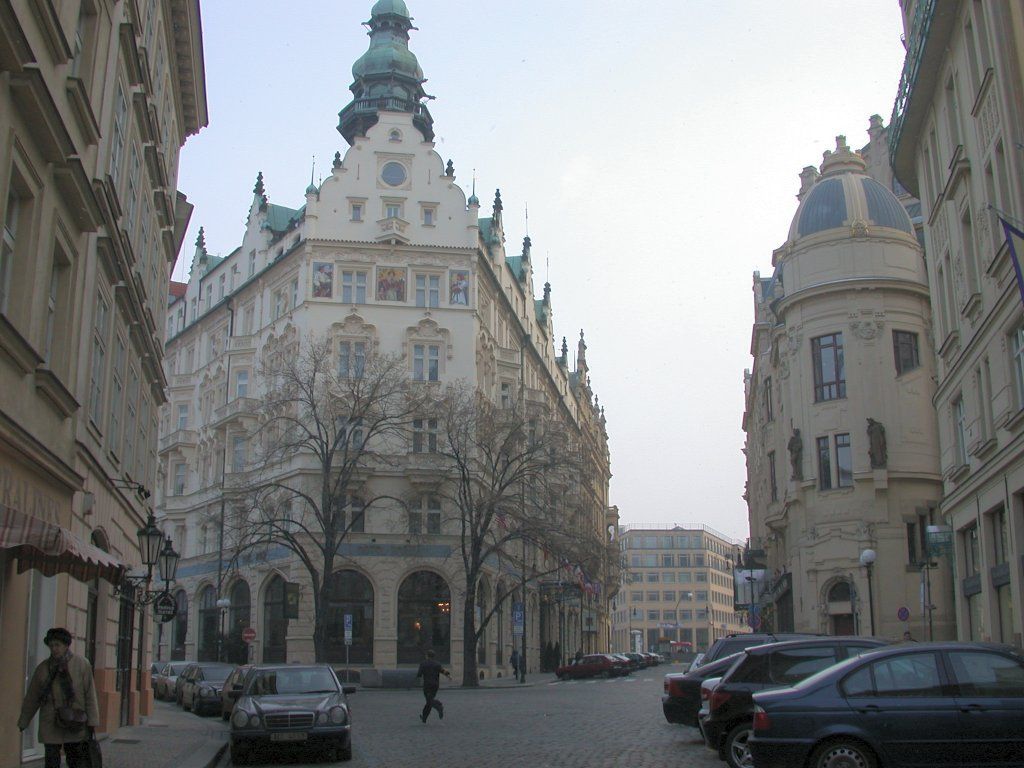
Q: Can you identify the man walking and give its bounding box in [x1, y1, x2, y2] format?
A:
[415, 650, 451, 723]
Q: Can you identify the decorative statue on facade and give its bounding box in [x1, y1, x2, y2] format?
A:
[867, 418, 887, 468]
[788, 428, 803, 480]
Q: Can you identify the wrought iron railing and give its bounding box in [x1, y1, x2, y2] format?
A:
[889, 0, 936, 164]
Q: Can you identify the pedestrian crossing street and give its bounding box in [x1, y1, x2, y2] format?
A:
[549, 676, 656, 685]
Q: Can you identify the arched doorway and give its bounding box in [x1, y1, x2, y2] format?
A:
[225, 581, 251, 664]
[826, 580, 856, 635]
[198, 586, 218, 661]
[171, 590, 188, 660]
[324, 570, 374, 664]
[397, 571, 451, 663]
[263, 575, 288, 663]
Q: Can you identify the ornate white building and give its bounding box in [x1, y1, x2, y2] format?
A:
[743, 123, 955, 640]
[155, 0, 614, 680]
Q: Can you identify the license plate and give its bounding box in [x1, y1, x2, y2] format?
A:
[270, 732, 307, 742]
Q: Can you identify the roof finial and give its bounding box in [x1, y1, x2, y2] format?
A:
[525, 202, 529, 236]
[254, 171, 265, 197]
[333, 151, 342, 170]
[446, 159, 455, 177]
[195, 226, 207, 253]
[468, 169, 479, 206]
[543, 281, 551, 305]
[561, 336, 569, 359]
[493, 188, 503, 223]
[310, 155, 316, 187]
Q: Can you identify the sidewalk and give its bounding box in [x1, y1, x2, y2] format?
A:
[90, 701, 226, 768]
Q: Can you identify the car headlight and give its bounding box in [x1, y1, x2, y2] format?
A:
[316, 711, 328, 726]
[329, 706, 347, 725]
[199, 686, 213, 697]
[232, 710, 250, 729]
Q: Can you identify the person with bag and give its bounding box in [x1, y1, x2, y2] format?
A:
[18, 627, 100, 768]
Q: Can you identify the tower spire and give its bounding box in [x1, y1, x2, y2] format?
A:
[338, 1, 434, 145]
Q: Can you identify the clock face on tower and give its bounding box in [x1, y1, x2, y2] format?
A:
[381, 161, 407, 187]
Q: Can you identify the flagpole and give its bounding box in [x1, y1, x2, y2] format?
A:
[998, 216, 1024, 308]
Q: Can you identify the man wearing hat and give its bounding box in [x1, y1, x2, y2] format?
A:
[18, 628, 100, 767]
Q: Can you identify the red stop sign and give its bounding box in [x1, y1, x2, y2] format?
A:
[241, 627, 257, 643]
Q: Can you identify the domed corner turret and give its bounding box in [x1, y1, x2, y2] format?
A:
[339, 1, 434, 146]
[787, 135, 915, 245]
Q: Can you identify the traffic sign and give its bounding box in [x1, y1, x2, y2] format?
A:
[512, 602, 524, 636]
[344, 613, 353, 645]
[241, 627, 257, 644]
[897, 606, 910, 622]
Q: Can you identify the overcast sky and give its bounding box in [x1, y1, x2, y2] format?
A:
[174, 1, 909, 541]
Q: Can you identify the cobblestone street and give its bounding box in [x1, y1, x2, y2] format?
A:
[230, 669, 721, 768]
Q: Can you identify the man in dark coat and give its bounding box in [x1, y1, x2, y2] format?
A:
[414, 649, 451, 723]
[18, 627, 100, 768]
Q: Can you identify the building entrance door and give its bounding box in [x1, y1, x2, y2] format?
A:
[831, 613, 855, 635]
[116, 594, 136, 726]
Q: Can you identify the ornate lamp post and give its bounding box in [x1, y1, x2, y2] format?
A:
[116, 512, 181, 605]
[859, 549, 877, 636]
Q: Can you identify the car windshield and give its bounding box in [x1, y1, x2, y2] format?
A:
[168, 662, 191, 674]
[247, 668, 338, 695]
[197, 664, 235, 682]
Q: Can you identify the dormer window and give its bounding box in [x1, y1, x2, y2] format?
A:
[388, 129, 402, 143]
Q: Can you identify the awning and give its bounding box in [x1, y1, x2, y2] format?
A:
[0, 504, 125, 585]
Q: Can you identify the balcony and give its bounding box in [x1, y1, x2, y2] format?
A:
[169, 374, 193, 388]
[158, 429, 198, 453]
[888, 0, 958, 195]
[211, 397, 259, 428]
[228, 334, 257, 353]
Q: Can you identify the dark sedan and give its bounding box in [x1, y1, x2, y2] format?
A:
[229, 664, 356, 764]
[555, 654, 628, 680]
[180, 662, 236, 715]
[662, 652, 744, 727]
[750, 642, 1024, 768]
[154, 660, 193, 701]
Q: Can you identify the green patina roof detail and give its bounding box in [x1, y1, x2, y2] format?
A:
[505, 255, 526, 281]
[478, 217, 496, 246]
[371, 0, 411, 18]
[569, 371, 581, 390]
[263, 203, 304, 233]
[203, 255, 224, 276]
[534, 299, 547, 325]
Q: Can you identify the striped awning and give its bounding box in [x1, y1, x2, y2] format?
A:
[0, 504, 125, 585]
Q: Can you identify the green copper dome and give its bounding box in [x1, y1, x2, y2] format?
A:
[370, 0, 410, 18]
[352, 41, 423, 80]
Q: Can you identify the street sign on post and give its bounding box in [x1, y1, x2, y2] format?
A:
[512, 602, 524, 636]
[897, 606, 910, 622]
[154, 592, 177, 623]
[343, 613, 353, 646]
[241, 627, 256, 644]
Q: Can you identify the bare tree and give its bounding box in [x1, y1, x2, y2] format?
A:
[227, 332, 425, 662]
[432, 383, 607, 686]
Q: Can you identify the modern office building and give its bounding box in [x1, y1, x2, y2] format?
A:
[154, 0, 615, 682]
[611, 525, 744, 656]
[888, 0, 1024, 646]
[0, 0, 206, 758]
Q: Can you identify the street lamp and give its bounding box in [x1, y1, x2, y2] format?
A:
[115, 512, 182, 605]
[859, 549, 877, 636]
[216, 596, 231, 661]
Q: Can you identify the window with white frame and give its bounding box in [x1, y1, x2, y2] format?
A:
[341, 270, 367, 303]
[124, 368, 138, 471]
[235, 370, 249, 398]
[177, 403, 188, 430]
[205, 284, 212, 311]
[231, 435, 246, 473]
[422, 206, 436, 226]
[817, 436, 832, 490]
[893, 330, 920, 375]
[835, 433, 853, 487]
[248, 250, 256, 276]
[273, 290, 284, 319]
[385, 202, 402, 219]
[1, 191, 18, 313]
[89, 295, 109, 425]
[1012, 326, 1024, 409]
[43, 250, 67, 364]
[409, 495, 441, 535]
[218, 274, 225, 300]
[350, 201, 364, 222]
[500, 382, 512, 409]
[336, 417, 364, 452]
[812, 333, 845, 401]
[125, 145, 140, 235]
[412, 418, 438, 453]
[110, 84, 128, 181]
[334, 494, 365, 533]
[173, 462, 186, 496]
[291, 278, 299, 308]
[108, 337, 126, 454]
[415, 274, 440, 308]
[339, 340, 367, 379]
[413, 343, 440, 381]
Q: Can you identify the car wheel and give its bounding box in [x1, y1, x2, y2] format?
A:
[810, 739, 878, 768]
[725, 722, 754, 768]
[230, 743, 250, 766]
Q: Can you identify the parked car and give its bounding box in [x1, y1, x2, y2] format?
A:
[555, 654, 628, 680]
[179, 662, 236, 715]
[702, 636, 888, 768]
[154, 660, 193, 701]
[642, 652, 661, 667]
[749, 642, 1024, 768]
[624, 652, 648, 669]
[697, 676, 723, 741]
[174, 663, 197, 704]
[663, 652, 744, 727]
[221, 665, 254, 720]
[694, 632, 822, 670]
[610, 653, 639, 672]
[687, 653, 706, 672]
[229, 664, 356, 764]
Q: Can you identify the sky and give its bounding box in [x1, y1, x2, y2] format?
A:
[174, 1, 909, 541]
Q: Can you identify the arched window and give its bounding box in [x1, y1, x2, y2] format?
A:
[263, 576, 288, 663]
[324, 570, 374, 664]
[225, 581, 251, 665]
[397, 571, 451, 664]
[171, 590, 188, 660]
[197, 585, 218, 661]
[828, 581, 852, 603]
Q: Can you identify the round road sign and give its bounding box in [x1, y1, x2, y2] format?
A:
[241, 627, 257, 644]
[897, 606, 910, 622]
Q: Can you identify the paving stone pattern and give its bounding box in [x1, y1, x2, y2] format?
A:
[232, 666, 721, 768]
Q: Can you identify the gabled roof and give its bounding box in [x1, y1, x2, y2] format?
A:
[505, 255, 525, 281]
[263, 203, 305, 234]
[534, 299, 547, 325]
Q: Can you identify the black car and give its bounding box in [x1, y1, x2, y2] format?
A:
[696, 632, 822, 669]
[701, 636, 887, 768]
[749, 642, 1024, 768]
[229, 664, 357, 764]
[663, 652, 745, 727]
[179, 662, 236, 715]
[155, 660, 193, 701]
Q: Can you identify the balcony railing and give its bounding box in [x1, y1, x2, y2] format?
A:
[889, 0, 935, 161]
[158, 428, 198, 452]
[212, 396, 259, 425]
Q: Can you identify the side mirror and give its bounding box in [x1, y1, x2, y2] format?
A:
[342, 685, 357, 696]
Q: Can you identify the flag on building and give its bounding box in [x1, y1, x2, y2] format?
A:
[999, 216, 1024, 308]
